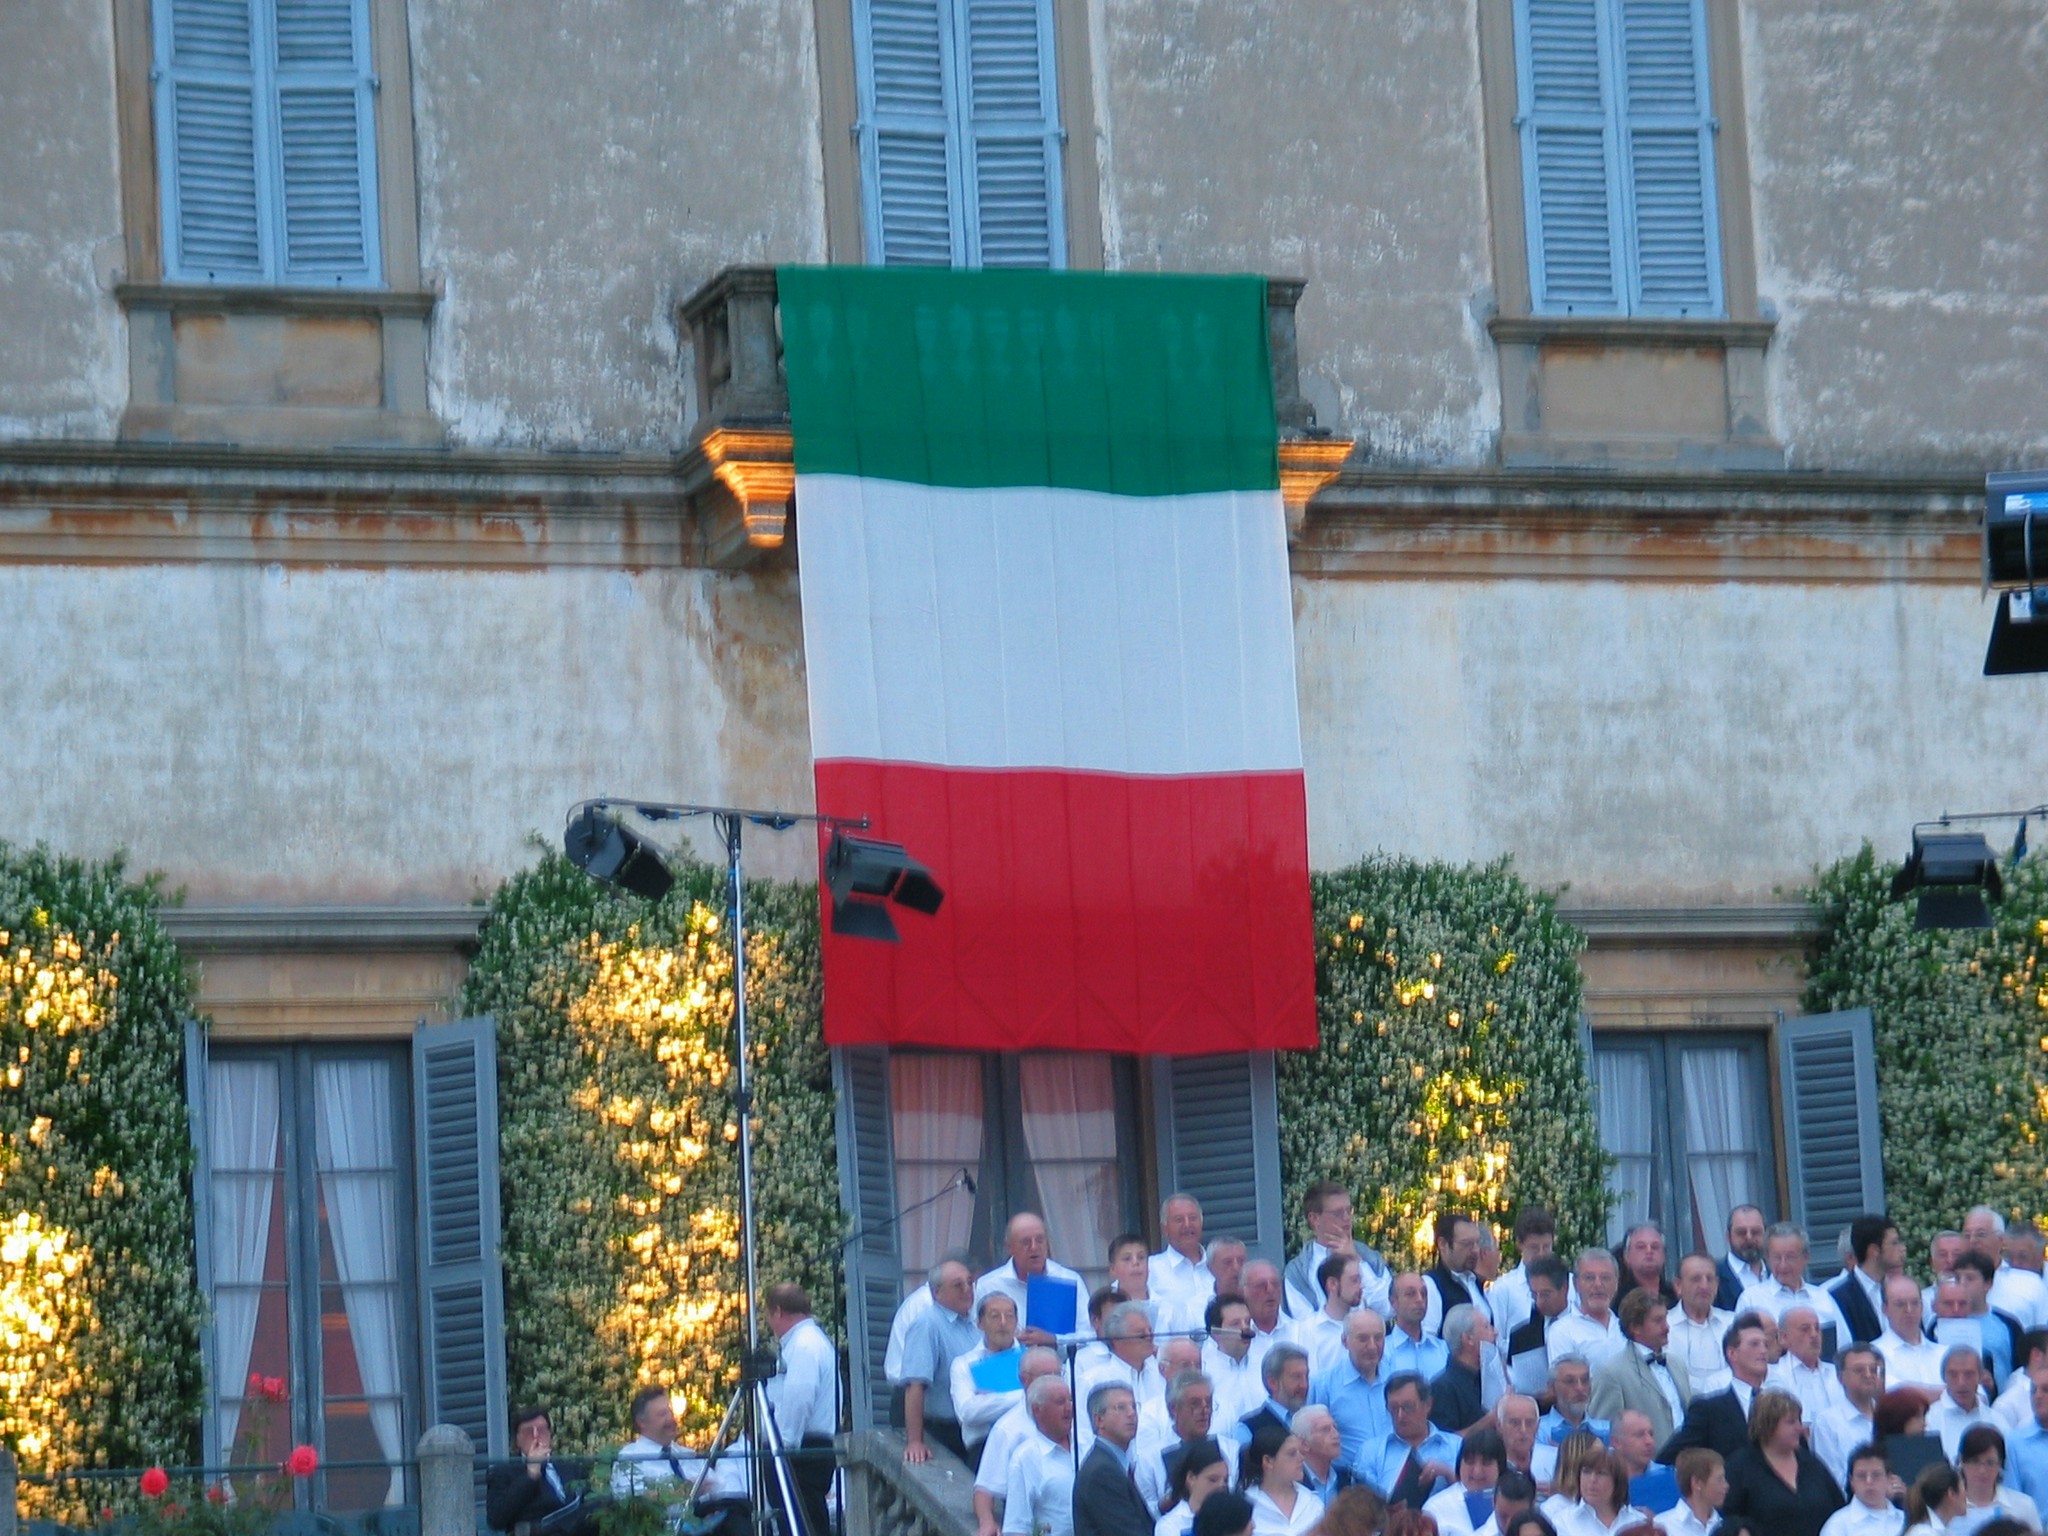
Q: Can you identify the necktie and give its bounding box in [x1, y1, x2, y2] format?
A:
[665, 1449, 687, 1480]
[1646, 1352, 1667, 1367]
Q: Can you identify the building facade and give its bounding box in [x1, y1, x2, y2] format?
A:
[4, 0, 2047, 1487]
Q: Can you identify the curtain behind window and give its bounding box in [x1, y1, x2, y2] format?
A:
[208, 1060, 282, 1458]
[890, 1054, 985, 1290]
[1680, 1046, 1763, 1256]
[1017, 1055, 1120, 1292]
[1594, 1050, 1656, 1247]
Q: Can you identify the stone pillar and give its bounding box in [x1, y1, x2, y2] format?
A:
[417, 1424, 476, 1536]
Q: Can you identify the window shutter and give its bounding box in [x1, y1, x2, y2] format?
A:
[270, 0, 381, 283]
[856, 0, 961, 264]
[412, 1015, 509, 1458]
[1616, 0, 1720, 313]
[960, 0, 1063, 268]
[1776, 1008, 1884, 1282]
[833, 1047, 902, 1429]
[184, 1020, 222, 1467]
[157, 0, 267, 281]
[1150, 1054, 1286, 1262]
[1518, 0, 1621, 312]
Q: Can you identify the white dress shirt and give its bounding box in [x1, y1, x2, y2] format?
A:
[1629, 1340, 1686, 1426]
[1669, 1307, 1733, 1394]
[1994, 1367, 2038, 1431]
[1287, 1309, 1350, 1376]
[1075, 1350, 1167, 1415]
[1547, 1307, 1627, 1368]
[1736, 1278, 1850, 1340]
[1149, 1247, 1216, 1337]
[1558, 1504, 1649, 1536]
[978, 1259, 1090, 1339]
[1155, 1504, 1197, 1536]
[1002, 1433, 1075, 1536]
[975, 1399, 1041, 1500]
[1246, 1485, 1323, 1536]
[1493, 1265, 1538, 1340]
[1422, 1482, 1488, 1535]
[1877, 1329, 1949, 1391]
[1819, 1504, 1906, 1536]
[770, 1315, 838, 1442]
[886, 1284, 936, 1382]
[1202, 1341, 1263, 1425]
[1655, 1505, 1722, 1536]
[953, 1342, 1028, 1445]
[610, 1434, 749, 1502]
[1423, 1272, 1494, 1337]
[1992, 1264, 2048, 1331]
[1768, 1355, 1848, 1420]
[1812, 1401, 1878, 1488]
[1928, 1394, 2003, 1458]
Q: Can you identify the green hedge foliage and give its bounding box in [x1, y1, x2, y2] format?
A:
[1279, 856, 1611, 1263]
[1804, 843, 2048, 1257]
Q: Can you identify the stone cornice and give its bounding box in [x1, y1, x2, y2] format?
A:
[162, 902, 486, 953]
[1558, 903, 1817, 946]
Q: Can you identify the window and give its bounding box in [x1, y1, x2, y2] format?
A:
[152, 0, 382, 286]
[1514, 0, 1721, 316]
[851, 0, 1065, 267]
[201, 1048, 413, 1512]
[890, 1050, 1141, 1295]
[1591, 1031, 1775, 1255]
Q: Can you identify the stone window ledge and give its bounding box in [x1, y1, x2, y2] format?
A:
[1487, 314, 1776, 349]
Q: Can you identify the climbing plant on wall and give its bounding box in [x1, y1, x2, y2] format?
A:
[1279, 855, 1611, 1263]
[459, 846, 838, 1449]
[0, 843, 205, 1507]
[1804, 842, 2048, 1256]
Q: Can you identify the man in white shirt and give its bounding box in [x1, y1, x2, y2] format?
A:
[1147, 1194, 1215, 1337]
[1735, 1223, 1850, 1342]
[1131, 1362, 1213, 1515]
[1546, 1249, 1626, 1368]
[1002, 1376, 1077, 1536]
[975, 1348, 1064, 1536]
[1767, 1305, 1846, 1420]
[1922, 1230, 1965, 1328]
[1966, 1205, 2048, 1330]
[1654, 1446, 1727, 1536]
[1820, 1444, 1907, 1536]
[1926, 1345, 2002, 1458]
[765, 1282, 840, 1536]
[1076, 1301, 1166, 1418]
[1201, 1293, 1263, 1425]
[1669, 1253, 1732, 1396]
[1241, 1260, 1291, 1368]
[978, 1212, 1089, 1347]
[1490, 1208, 1562, 1340]
[610, 1384, 751, 1506]
[1811, 1344, 1886, 1489]
[1206, 1238, 1248, 1312]
[1875, 1273, 1945, 1396]
[1993, 1331, 2048, 1431]
[1290, 1251, 1363, 1375]
[956, 1293, 1029, 1451]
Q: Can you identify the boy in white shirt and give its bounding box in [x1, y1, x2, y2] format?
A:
[1818, 1443, 1906, 1536]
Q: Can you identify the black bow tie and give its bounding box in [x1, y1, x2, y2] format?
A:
[1645, 1351, 1667, 1367]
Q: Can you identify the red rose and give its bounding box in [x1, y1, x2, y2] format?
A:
[285, 1445, 319, 1477]
[247, 1372, 265, 1392]
[206, 1486, 228, 1504]
[140, 1468, 170, 1498]
[261, 1376, 286, 1401]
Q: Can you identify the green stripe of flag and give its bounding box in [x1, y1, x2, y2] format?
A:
[777, 267, 1278, 497]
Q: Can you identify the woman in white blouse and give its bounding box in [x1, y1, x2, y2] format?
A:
[1539, 1429, 1605, 1529]
[1557, 1447, 1648, 1536]
[1238, 1422, 1324, 1536]
[1156, 1441, 1232, 1536]
[1955, 1424, 2043, 1533]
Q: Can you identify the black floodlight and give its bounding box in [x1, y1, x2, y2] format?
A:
[825, 830, 945, 941]
[1889, 828, 2003, 929]
[1982, 471, 2048, 676]
[563, 803, 675, 900]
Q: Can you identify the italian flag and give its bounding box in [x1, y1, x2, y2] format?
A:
[779, 267, 1316, 1056]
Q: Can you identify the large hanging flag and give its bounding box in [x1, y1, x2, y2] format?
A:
[780, 267, 1316, 1055]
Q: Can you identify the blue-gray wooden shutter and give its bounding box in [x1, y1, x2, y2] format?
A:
[1615, 0, 1720, 313]
[1776, 1008, 1884, 1282]
[154, 0, 380, 284]
[270, 0, 382, 283]
[1150, 1054, 1286, 1263]
[1517, 0, 1622, 312]
[413, 1015, 508, 1458]
[855, 0, 963, 264]
[185, 1019, 223, 1467]
[833, 1046, 901, 1429]
[959, 0, 1064, 267]
[156, 0, 268, 281]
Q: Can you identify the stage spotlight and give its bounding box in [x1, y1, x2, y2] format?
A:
[1889, 828, 2003, 930]
[564, 803, 675, 900]
[825, 831, 945, 942]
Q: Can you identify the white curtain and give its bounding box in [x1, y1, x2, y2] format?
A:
[208, 1061, 281, 1459]
[314, 1061, 405, 1501]
[1016, 1056, 1120, 1293]
[1594, 1051, 1656, 1248]
[889, 1055, 984, 1289]
[1681, 1047, 1762, 1257]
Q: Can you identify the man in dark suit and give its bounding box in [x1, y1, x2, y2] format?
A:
[1714, 1206, 1769, 1314]
[488, 1407, 597, 1536]
[1075, 1382, 1154, 1536]
[1828, 1215, 1899, 1345]
[1656, 1311, 1771, 1463]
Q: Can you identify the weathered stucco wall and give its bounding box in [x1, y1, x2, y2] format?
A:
[0, 562, 816, 899]
[1296, 575, 2048, 904]
[1745, 1, 2048, 469]
[7, 556, 2039, 912]
[0, 1, 125, 439]
[408, 0, 828, 449]
[1092, 0, 1498, 463]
